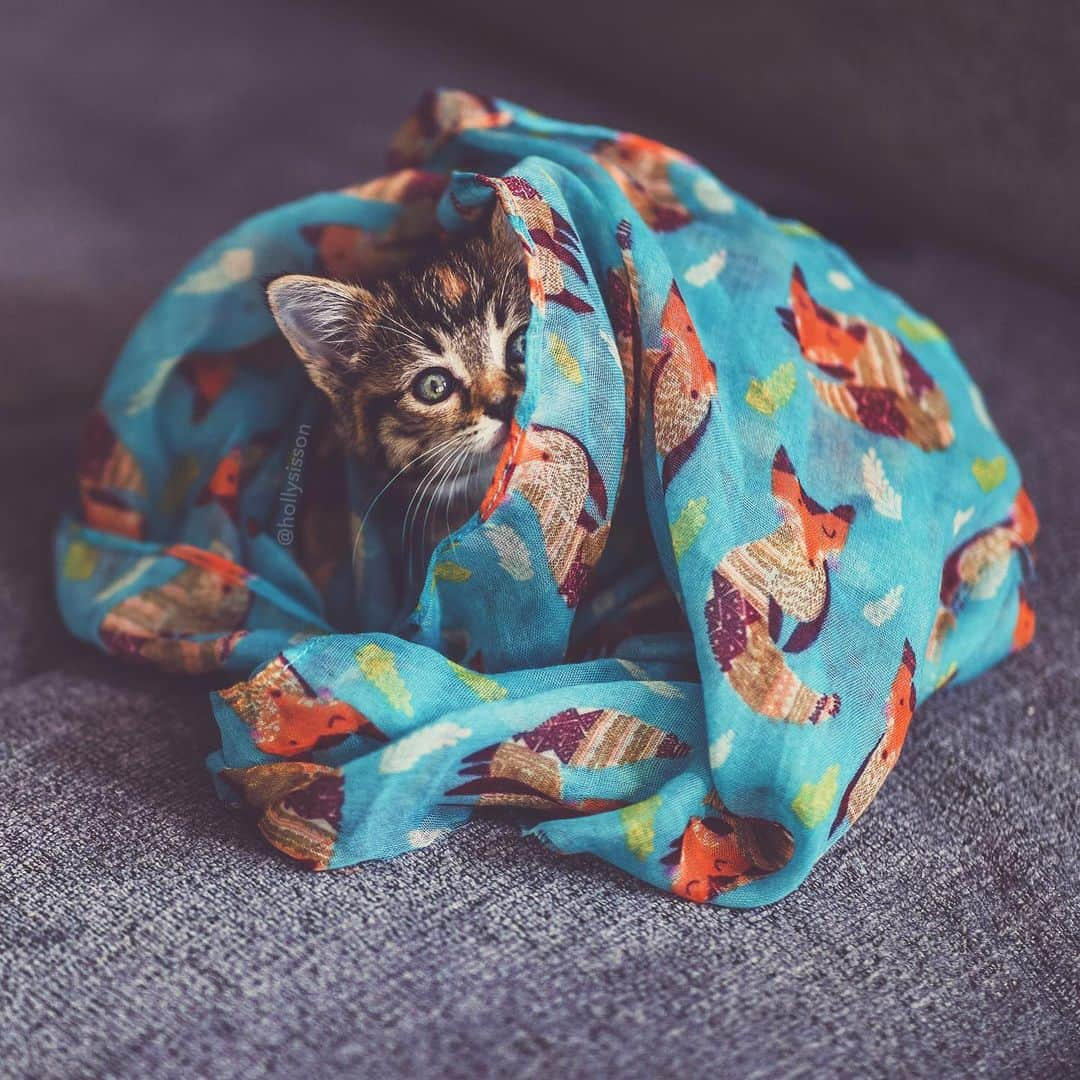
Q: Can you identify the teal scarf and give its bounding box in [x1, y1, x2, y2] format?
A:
[56, 91, 1037, 906]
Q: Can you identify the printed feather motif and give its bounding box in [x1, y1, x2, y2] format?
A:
[709, 728, 735, 768]
[685, 250, 727, 287]
[896, 314, 946, 344]
[174, 247, 255, 294]
[379, 721, 471, 774]
[486, 522, 534, 582]
[863, 585, 904, 627]
[356, 643, 414, 716]
[861, 448, 903, 520]
[969, 384, 997, 432]
[620, 794, 662, 859]
[791, 763, 840, 828]
[447, 661, 508, 701]
[548, 332, 583, 384]
[124, 356, 182, 416]
[670, 497, 708, 562]
[746, 362, 796, 416]
[952, 506, 975, 535]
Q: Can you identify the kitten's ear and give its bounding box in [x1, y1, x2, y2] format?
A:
[266, 275, 371, 398]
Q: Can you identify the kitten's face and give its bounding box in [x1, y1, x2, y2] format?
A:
[268, 211, 530, 491]
[357, 238, 529, 476]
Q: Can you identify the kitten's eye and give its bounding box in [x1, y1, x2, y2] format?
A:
[505, 328, 527, 374]
[413, 368, 455, 404]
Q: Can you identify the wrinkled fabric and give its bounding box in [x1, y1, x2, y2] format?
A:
[55, 91, 1038, 906]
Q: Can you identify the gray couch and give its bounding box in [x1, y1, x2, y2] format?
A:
[2, 2, 1077, 1076]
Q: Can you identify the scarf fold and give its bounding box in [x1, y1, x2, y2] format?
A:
[56, 90, 1037, 906]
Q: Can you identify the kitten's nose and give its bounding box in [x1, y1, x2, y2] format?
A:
[485, 395, 517, 424]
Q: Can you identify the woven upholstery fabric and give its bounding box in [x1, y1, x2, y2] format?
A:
[54, 92, 1037, 907]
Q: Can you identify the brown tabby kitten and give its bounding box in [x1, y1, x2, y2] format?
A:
[267, 211, 530, 572]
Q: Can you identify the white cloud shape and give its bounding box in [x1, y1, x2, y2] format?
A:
[379, 722, 471, 774]
[685, 250, 727, 287]
[709, 729, 735, 769]
[694, 176, 736, 214]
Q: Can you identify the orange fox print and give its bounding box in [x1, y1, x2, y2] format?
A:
[777, 266, 954, 451]
[77, 410, 147, 540]
[643, 283, 718, 488]
[481, 421, 610, 607]
[446, 706, 690, 812]
[180, 352, 234, 423]
[831, 640, 917, 835]
[195, 432, 277, 523]
[704, 447, 854, 724]
[603, 220, 646, 460]
[606, 220, 643, 379]
[927, 487, 1038, 661]
[483, 175, 595, 314]
[222, 761, 344, 870]
[661, 802, 795, 903]
[388, 90, 512, 169]
[178, 336, 294, 423]
[218, 653, 385, 756]
[593, 133, 694, 232]
[1012, 587, 1036, 653]
[302, 170, 447, 281]
[604, 263, 639, 446]
[98, 542, 252, 673]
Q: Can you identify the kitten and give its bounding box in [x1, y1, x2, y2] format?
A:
[267, 210, 530, 576]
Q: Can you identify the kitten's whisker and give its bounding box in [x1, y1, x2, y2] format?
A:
[411, 440, 467, 568]
[426, 440, 472, 554]
[414, 447, 462, 565]
[400, 458, 442, 588]
[373, 311, 426, 346]
[399, 441, 463, 553]
[446, 443, 479, 546]
[371, 321, 425, 348]
[408, 450, 465, 589]
[443, 445, 469, 545]
[360, 439, 456, 530]
[400, 436, 469, 584]
[352, 434, 469, 573]
[393, 306, 428, 338]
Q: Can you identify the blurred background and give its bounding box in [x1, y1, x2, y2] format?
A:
[4, 0, 1077, 411]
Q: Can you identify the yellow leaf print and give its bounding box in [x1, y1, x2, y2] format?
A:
[896, 314, 947, 344]
[972, 456, 1007, 493]
[63, 539, 98, 581]
[447, 661, 508, 702]
[620, 794, 662, 860]
[356, 643, 414, 717]
[791, 764, 840, 828]
[777, 220, 821, 238]
[548, 332, 582, 385]
[746, 361, 796, 416]
[434, 561, 471, 583]
[935, 660, 959, 689]
[670, 497, 707, 562]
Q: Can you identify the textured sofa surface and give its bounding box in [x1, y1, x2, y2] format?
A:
[2, 2, 1077, 1076]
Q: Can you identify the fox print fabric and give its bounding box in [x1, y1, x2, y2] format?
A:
[55, 91, 1038, 906]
